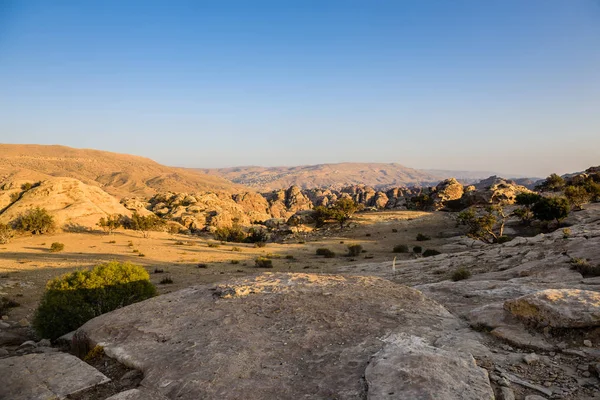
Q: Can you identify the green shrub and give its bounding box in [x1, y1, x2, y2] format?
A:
[0, 223, 13, 244]
[33, 261, 156, 340]
[451, 267, 471, 281]
[496, 235, 511, 244]
[422, 249, 441, 257]
[207, 242, 220, 248]
[12, 207, 55, 234]
[159, 276, 174, 284]
[316, 248, 335, 258]
[255, 257, 273, 268]
[245, 228, 269, 244]
[416, 233, 431, 241]
[532, 197, 570, 224]
[96, 214, 122, 234]
[393, 244, 409, 253]
[413, 246, 422, 254]
[124, 212, 165, 238]
[254, 241, 267, 248]
[231, 260, 240, 264]
[285, 255, 295, 260]
[0, 297, 20, 317]
[347, 244, 363, 257]
[214, 225, 246, 242]
[49, 242, 64, 252]
[569, 257, 600, 276]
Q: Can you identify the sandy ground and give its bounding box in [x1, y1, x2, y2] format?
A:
[0, 210, 459, 328]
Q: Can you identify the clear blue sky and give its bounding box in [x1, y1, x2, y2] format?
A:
[1, 1, 599, 176]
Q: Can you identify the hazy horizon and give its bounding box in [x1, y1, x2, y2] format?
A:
[1, 1, 599, 177]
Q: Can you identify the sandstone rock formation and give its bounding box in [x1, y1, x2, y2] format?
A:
[504, 289, 600, 328]
[431, 178, 464, 209]
[74, 273, 491, 399]
[0, 177, 131, 229]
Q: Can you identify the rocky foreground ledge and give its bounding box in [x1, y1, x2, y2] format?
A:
[1, 273, 496, 399]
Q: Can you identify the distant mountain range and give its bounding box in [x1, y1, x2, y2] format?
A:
[199, 163, 540, 191]
[0, 144, 243, 197]
[197, 163, 443, 191]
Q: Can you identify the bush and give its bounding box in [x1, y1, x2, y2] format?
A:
[207, 242, 220, 248]
[97, 214, 122, 234]
[316, 248, 335, 258]
[451, 267, 471, 281]
[245, 228, 269, 244]
[564, 185, 591, 210]
[214, 225, 246, 243]
[413, 246, 422, 254]
[393, 244, 409, 253]
[125, 212, 165, 238]
[255, 257, 273, 268]
[532, 197, 570, 224]
[0, 297, 20, 317]
[347, 244, 363, 257]
[49, 242, 64, 252]
[33, 261, 157, 340]
[159, 276, 174, 284]
[0, 223, 13, 244]
[416, 233, 431, 241]
[254, 241, 267, 248]
[12, 207, 55, 234]
[231, 260, 240, 264]
[496, 235, 511, 244]
[422, 249, 441, 257]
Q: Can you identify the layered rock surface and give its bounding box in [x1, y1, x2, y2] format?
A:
[75, 273, 492, 399]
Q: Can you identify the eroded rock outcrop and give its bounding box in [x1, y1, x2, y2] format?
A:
[75, 273, 488, 399]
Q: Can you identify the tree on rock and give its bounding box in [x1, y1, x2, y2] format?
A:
[564, 186, 591, 210]
[532, 197, 570, 225]
[537, 173, 565, 192]
[457, 205, 509, 244]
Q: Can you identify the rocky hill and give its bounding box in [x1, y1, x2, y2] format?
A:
[0, 178, 132, 229]
[198, 162, 442, 191]
[0, 144, 243, 197]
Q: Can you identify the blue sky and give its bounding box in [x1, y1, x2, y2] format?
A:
[0, 0, 599, 176]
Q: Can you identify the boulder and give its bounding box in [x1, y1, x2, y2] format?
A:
[432, 178, 464, 209]
[504, 289, 600, 328]
[365, 334, 494, 400]
[76, 273, 467, 399]
[0, 353, 110, 400]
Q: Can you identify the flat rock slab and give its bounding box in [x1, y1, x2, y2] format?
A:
[78, 273, 464, 400]
[365, 334, 494, 400]
[490, 326, 554, 352]
[0, 352, 110, 400]
[504, 289, 600, 328]
[105, 388, 169, 400]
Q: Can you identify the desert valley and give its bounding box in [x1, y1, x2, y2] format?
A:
[2, 2, 599, 399]
[0, 144, 599, 399]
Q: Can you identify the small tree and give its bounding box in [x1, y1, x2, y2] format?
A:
[12, 207, 55, 234]
[532, 197, 570, 225]
[564, 185, 591, 210]
[330, 198, 362, 228]
[313, 206, 332, 228]
[537, 173, 565, 192]
[97, 214, 122, 235]
[128, 212, 164, 238]
[514, 192, 542, 225]
[457, 205, 509, 244]
[0, 223, 13, 244]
